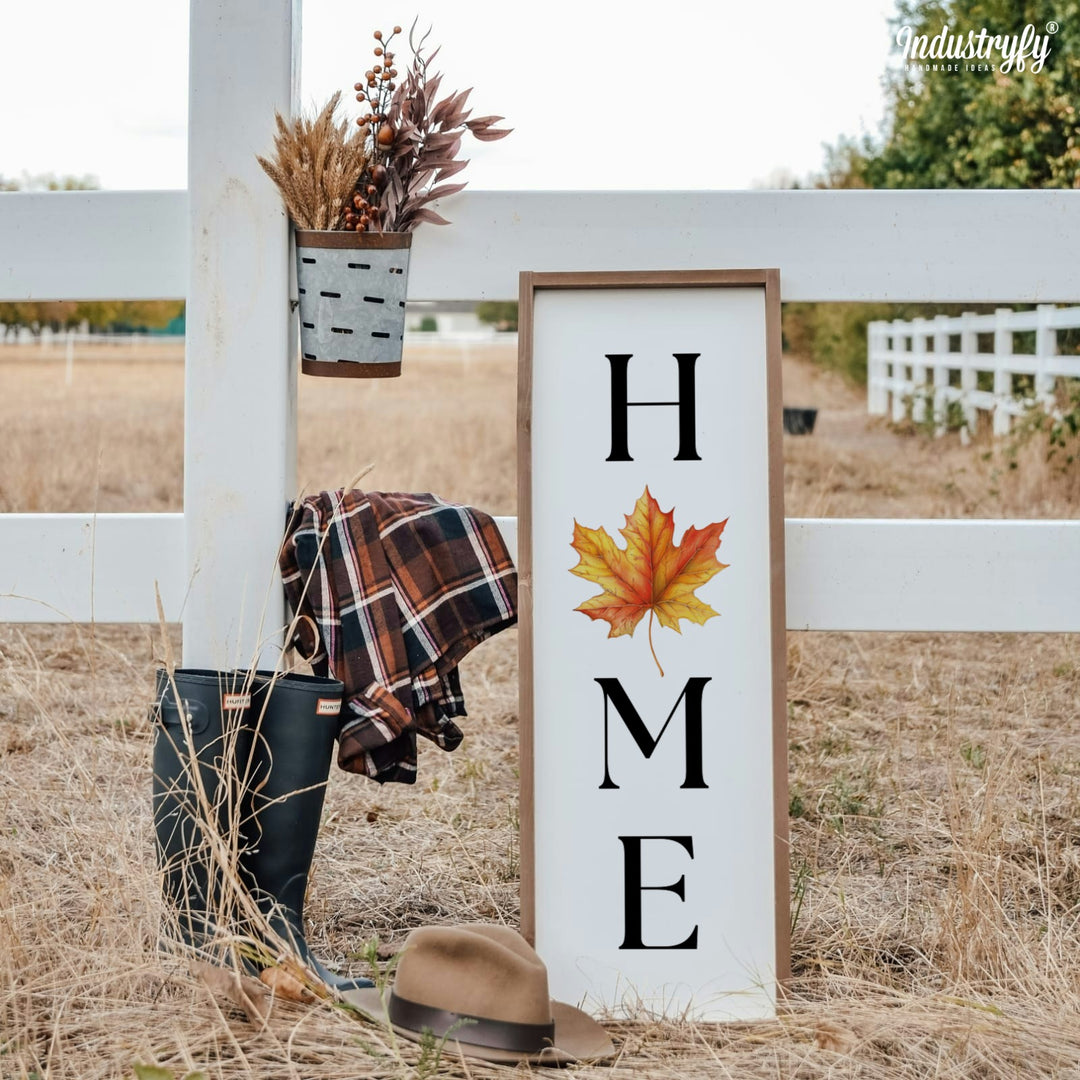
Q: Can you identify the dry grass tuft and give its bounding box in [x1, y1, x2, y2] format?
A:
[3, 348, 1080, 1077]
[257, 92, 369, 231]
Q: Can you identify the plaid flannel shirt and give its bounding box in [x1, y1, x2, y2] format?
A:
[280, 490, 518, 784]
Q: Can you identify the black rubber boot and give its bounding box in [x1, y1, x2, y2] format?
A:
[151, 668, 246, 953]
[238, 670, 373, 991]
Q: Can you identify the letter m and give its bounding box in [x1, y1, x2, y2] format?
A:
[596, 677, 711, 790]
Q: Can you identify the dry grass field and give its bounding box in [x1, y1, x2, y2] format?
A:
[3, 341, 1080, 1078]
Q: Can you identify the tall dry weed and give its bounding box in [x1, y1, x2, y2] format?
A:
[995, 418, 1080, 515]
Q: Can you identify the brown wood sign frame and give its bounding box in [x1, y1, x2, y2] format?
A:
[518, 269, 788, 1021]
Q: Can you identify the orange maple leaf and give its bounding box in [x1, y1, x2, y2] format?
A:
[570, 487, 729, 676]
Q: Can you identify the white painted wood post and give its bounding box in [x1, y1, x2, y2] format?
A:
[960, 311, 978, 434]
[183, 0, 301, 669]
[867, 321, 888, 415]
[993, 307, 1013, 436]
[932, 313, 950, 436]
[64, 329, 75, 387]
[876, 321, 891, 416]
[911, 316, 928, 423]
[866, 322, 876, 413]
[891, 318, 908, 423]
[1035, 303, 1057, 411]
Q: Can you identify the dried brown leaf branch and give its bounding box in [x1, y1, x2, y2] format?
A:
[347, 22, 511, 233]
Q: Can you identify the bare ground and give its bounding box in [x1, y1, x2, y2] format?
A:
[2, 343, 1080, 1078]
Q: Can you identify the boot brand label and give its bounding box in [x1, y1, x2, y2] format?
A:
[222, 692, 251, 710]
[316, 698, 342, 717]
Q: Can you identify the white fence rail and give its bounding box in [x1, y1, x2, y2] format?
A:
[6, 514, 1080, 634]
[1, 0, 1080, 653]
[868, 306, 1080, 435]
[4, 187, 1080, 305]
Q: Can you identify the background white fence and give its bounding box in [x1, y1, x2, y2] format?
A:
[0, 327, 510, 350]
[869, 306, 1080, 435]
[0, 328, 186, 348]
[1, 0, 1079, 657]
[0, 327, 186, 384]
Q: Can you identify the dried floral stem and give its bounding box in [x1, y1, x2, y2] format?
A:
[347, 21, 511, 233]
[257, 92, 369, 231]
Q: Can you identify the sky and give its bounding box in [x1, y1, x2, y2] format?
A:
[0, 0, 900, 191]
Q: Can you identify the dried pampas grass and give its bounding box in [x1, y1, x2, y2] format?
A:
[257, 92, 368, 231]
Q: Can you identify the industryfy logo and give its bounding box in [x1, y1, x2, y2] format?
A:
[896, 21, 1057, 73]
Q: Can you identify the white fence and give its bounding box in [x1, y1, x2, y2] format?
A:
[402, 329, 515, 347]
[869, 306, 1080, 435]
[0, 328, 185, 348]
[0, 328, 185, 387]
[1, 0, 1080, 658]
[0, 327, 509, 350]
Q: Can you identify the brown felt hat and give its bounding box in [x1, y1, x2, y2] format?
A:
[341, 924, 615, 1065]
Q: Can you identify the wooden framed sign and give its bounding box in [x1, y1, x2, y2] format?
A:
[518, 269, 788, 1021]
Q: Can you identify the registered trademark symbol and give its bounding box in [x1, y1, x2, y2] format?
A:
[1047, 20, 1060, 33]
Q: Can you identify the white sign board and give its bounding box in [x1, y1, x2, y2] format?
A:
[518, 270, 788, 1021]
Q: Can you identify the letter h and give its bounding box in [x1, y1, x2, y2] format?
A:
[606, 353, 702, 462]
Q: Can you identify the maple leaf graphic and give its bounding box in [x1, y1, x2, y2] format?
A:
[570, 487, 729, 677]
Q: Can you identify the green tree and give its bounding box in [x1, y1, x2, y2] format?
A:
[74, 299, 185, 332]
[790, 1, 1078, 384]
[857, 0, 1080, 189]
[475, 301, 518, 331]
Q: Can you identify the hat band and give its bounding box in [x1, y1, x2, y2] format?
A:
[388, 991, 556, 1053]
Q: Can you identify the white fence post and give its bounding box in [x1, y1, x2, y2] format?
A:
[890, 318, 908, 423]
[932, 313, 950, 435]
[64, 330, 75, 386]
[867, 320, 887, 415]
[911, 316, 928, 423]
[960, 312, 978, 434]
[992, 307, 1013, 436]
[1035, 303, 1057, 411]
[183, 0, 301, 669]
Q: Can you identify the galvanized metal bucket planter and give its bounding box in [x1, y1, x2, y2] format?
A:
[295, 230, 412, 378]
